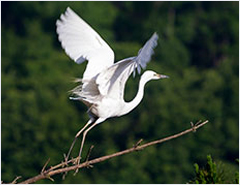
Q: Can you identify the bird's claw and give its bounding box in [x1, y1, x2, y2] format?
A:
[73, 157, 82, 175]
[73, 156, 81, 165]
[63, 153, 68, 164]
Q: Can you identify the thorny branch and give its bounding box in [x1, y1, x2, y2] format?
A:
[7, 120, 208, 184]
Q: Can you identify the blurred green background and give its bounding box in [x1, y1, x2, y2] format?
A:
[1, 1, 239, 183]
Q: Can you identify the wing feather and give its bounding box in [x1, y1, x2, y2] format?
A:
[96, 33, 159, 100]
[56, 7, 114, 80]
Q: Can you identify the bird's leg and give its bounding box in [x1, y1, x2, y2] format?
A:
[74, 122, 98, 173]
[65, 119, 94, 163]
[74, 118, 105, 174]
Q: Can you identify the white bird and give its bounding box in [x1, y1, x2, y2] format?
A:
[56, 7, 169, 167]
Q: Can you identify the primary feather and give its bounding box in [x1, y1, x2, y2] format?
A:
[96, 33, 159, 100]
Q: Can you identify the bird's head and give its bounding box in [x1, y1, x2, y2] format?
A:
[142, 70, 169, 81]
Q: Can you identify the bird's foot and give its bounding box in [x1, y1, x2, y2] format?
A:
[73, 156, 82, 175]
[62, 154, 72, 180]
[72, 156, 81, 165]
[63, 153, 69, 165]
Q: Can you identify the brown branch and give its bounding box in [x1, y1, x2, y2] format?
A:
[10, 176, 22, 184]
[41, 158, 50, 174]
[17, 120, 208, 184]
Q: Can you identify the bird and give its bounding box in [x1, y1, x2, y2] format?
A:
[56, 7, 169, 167]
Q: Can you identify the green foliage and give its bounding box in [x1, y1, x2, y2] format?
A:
[235, 159, 239, 184]
[190, 155, 239, 184]
[1, 1, 239, 184]
[191, 155, 222, 183]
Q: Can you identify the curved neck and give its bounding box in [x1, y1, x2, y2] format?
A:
[122, 76, 149, 116]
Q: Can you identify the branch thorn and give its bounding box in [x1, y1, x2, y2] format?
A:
[133, 138, 143, 150]
[85, 145, 94, 162]
[41, 158, 50, 174]
[11, 176, 22, 184]
[47, 175, 54, 182]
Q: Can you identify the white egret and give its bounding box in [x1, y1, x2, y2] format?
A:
[56, 7, 169, 166]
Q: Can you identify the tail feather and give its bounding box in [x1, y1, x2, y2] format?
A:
[69, 97, 81, 100]
[72, 78, 83, 83]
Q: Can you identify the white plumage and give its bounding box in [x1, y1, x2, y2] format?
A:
[56, 7, 169, 168]
[56, 7, 114, 81]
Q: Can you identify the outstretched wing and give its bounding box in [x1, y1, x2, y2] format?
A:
[56, 7, 115, 80]
[96, 33, 159, 100]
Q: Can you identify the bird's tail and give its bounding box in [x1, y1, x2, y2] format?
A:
[69, 97, 81, 100]
[72, 78, 83, 83]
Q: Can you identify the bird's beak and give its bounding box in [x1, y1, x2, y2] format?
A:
[155, 73, 169, 79]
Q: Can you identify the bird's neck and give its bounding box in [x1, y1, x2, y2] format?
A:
[121, 76, 149, 116]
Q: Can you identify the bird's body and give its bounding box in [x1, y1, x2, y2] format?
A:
[56, 7, 169, 168]
[92, 98, 124, 118]
[70, 62, 164, 120]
